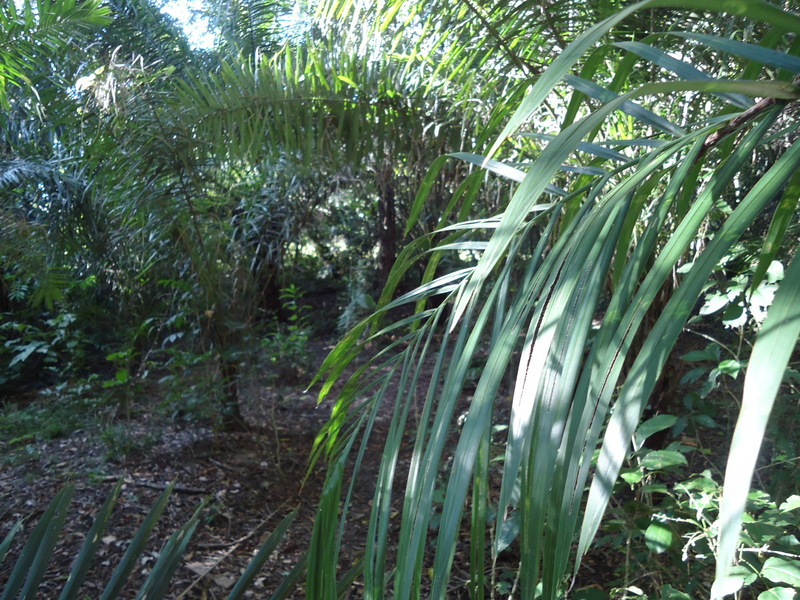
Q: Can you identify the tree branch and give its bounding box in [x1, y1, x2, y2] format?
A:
[696, 94, 792, 163]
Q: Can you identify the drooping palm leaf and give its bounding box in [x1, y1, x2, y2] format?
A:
[307, 2, 800, 599]
[0, 0, 110, 110]
[712, 177, 800, 600]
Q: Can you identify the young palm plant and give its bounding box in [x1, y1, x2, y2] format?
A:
[307, 1, 800, 599]
[0, 481, 298, 600]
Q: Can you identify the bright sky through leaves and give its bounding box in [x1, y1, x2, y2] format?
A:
[159, 0, 215, 49]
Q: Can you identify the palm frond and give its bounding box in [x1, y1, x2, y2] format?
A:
[0, 482, 296, 600]
[308, 2, 800, 599]
[0, 0, 111, 110]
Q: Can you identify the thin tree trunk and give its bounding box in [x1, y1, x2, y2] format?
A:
[219, 356, 244, 429]
[208, 311, 245, 430]
[378, 162, 397, 283]
[0, 268, 9, 312]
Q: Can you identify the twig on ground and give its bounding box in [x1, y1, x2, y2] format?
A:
[98, 475, 207, 494]
[173, 501, 294, 600]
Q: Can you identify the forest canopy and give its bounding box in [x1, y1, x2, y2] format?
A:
[1, 0, 800, 599]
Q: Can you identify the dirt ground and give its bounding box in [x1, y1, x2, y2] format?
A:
[0, 339, 400, 599]
[0, 327, 736, 599]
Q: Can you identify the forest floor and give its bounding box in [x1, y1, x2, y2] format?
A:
[0, 326, 750, 599]
[0, 339, 441, 599]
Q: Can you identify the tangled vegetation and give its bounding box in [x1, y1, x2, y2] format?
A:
[1, 0, 800, 598]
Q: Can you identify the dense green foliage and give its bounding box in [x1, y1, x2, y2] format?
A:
[2, 0, 800, 598]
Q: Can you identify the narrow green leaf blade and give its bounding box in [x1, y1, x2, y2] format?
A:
[565, 75, 685, 135]
[450, 152, 526, 182]
[228, 510, 297, 600]
[135, 499, 207, 600]
[670, 32, 800, 74]
[0, 485, 74, 600]
[19, 486, 74, 600]
[751, 169, 800, 290]
[59, 479, 124, 600]
[613, 41, 751, 108]
[99, 483, 175, 600]
[713, 249, 800, 598]
[585, 120, 800, 564]
[0, 521, 22, 566]
[488, 0, 800, 158]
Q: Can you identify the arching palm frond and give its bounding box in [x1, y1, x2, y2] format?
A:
[0, 0, 110, 110]
[306, 1, 800, 599]
[208, 0, 291, 61]
[99, 0, 194, 70]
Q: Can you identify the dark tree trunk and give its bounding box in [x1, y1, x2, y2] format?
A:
[219, 356, 244, 429]
[207, 311, 245, 430]
[256, 259, 282, 314]
[377, 163, 397, 283]
[0, 269, 9, 312]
